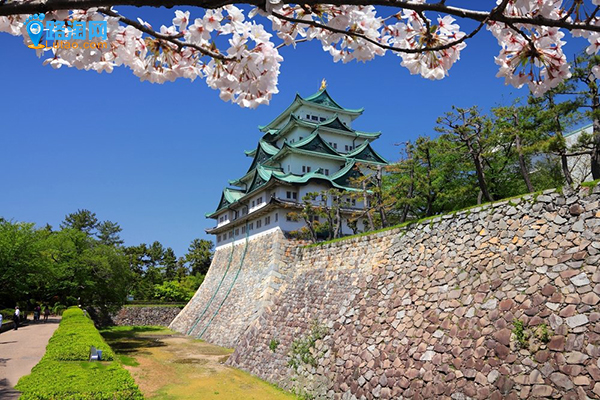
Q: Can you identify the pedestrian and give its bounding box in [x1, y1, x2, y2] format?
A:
[34, 305, 40, 322]
[43, 304, 50, 323]
[0, 312, 3, 330]
[13, 306, 20, 330]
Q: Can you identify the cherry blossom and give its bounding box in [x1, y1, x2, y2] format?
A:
[388, 13, 466, 80]
[3, 1, 600, 106]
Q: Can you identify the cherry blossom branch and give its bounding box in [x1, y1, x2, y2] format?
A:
[270, 8, 486, 54]
[98, 7, 230, 60]
[0, 0, 596, 35]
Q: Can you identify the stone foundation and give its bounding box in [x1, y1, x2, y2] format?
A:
[112, 306, 181, 327]
[169, 228, 299, 347]
[176, 184, 600, 399]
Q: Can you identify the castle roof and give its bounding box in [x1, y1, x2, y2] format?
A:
[258, 89, 364, 133]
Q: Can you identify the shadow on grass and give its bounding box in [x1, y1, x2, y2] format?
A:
[100, 326, 172, 355]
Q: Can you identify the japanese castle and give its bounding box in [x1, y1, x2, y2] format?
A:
[207, 84, 389, 247]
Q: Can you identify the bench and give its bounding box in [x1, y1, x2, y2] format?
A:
[89, 346, 101, 361]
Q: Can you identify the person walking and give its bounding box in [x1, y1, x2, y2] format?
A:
[43, 304, 50, 323]
[13, 306, 20, 330]
[0, 312, 3, 330]
[34, 305, 41, 322]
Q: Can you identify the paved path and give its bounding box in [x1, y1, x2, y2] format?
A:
[0, 318, 61, 399]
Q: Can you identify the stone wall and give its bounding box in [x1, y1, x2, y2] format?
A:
[170, 229, 300, 347]
[112, 306, 182, 326]
[221, 184, 600, 399]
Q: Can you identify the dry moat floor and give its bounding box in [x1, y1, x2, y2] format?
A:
[101, 326, 297, 400]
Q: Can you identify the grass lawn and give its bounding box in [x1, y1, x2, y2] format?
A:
[100, 326, 298, 400]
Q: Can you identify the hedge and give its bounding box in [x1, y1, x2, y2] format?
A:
[44, 308, 115, 361]
[16, 361, 143, 400]
[16, 307, 143, 400]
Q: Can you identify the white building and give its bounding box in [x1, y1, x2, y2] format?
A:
[206, 87, 389, 248]
[565, 124, 593, 184]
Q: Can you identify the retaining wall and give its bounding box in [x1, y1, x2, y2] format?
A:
[111, 306, 182, 326]
[170, 228, 300, 347]
[176, 184, 600, 399]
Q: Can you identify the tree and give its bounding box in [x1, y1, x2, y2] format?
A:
[97, 220, 124, 246]
[528, 88, 582, 186]
[492, 102, 540, 193]
[288, 193, 321, 243]
[552, 52, 600, 180]
[60, 209, 98, 234]
[3, 2, 600, 107]
[436, 106, 496, 203]
[163, 247, 178, 280]
[184, 239, 214, 276]
[0, 220, 50, 307]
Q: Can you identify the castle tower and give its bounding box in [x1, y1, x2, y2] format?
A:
[206, 87, 389, 247]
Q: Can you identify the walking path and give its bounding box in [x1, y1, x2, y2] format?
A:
[0, 318, 61, 399]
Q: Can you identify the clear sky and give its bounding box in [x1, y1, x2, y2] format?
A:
[0, 4, 589, 257]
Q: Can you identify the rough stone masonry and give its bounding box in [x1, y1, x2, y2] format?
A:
[172, 183, 600, 399]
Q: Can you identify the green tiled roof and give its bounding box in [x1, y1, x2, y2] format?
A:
[346, 141, 389, 164]
[259, 90, 364, 133]
[206, 188, 245, 217]
[303, 89, 364, 114]
[564, 123, 593, 138]
[263, 114, 380, 143]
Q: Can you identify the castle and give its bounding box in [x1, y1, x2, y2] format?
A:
[206, 85, 389, 247]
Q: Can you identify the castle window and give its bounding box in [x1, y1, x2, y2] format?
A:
[252, 200, 255, 207]
[241, 226, 246, 234]
[257, 219, 262, 228]
[235, 228, 239, 236]
[312, 215, 319, 222]
[257, 196, 263, 204]
[333, 143, 337, 149]
[229, 231, 233, 238]
[324, 169, 329, 176]
[302, 166, 306, 173]
[217, 235, 221, 242]
[306, 114, 310, 119]
[286, 213, 293, 221]
[311, 115, 318, 121]
[286, 191, 292, 199]
[275, 213, 278, 222]
[320, 117, 326, 122]
[293, 192, 297, 200]
[249, 222, 254, 230]
[352, 199, 356, 206]
[265, 216, 271, 225]
[345, 145, 349, 151]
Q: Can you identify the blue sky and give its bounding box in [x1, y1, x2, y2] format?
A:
[0, 4, 589, 256]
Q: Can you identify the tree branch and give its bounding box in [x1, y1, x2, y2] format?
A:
[0, 0, 600, 38]
[98, 7, 230, 60]
[270, 8, 486, 54]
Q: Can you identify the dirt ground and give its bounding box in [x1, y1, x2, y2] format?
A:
[101, 326, 297, 400]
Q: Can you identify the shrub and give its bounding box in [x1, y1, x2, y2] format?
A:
[16, 361, 143, 400]
[288, 321, 328, 370]
[52, 304, 67, 316]
[512, 319, 528, 348]
[16, 307, 143, 400]
[44, 307, 115, 361]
